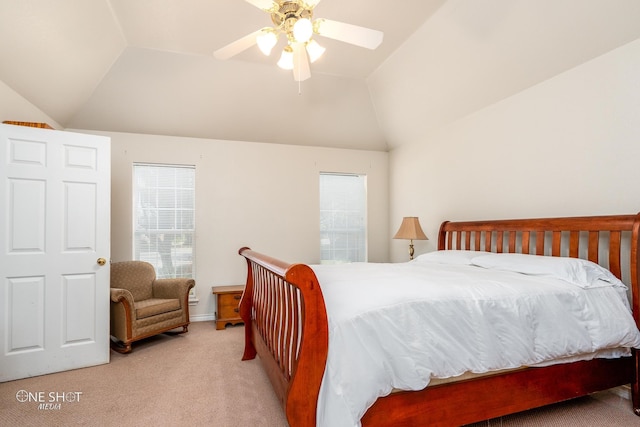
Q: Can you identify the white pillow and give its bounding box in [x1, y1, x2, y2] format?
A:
[470, 253, 625, 289]
[413, 250, 486, 266]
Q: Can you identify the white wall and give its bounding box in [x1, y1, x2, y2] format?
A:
[1, 77, 389, 321]
[386, 38, 640, 261]
[82, 130, 389, 320]
[368, 0, 640, 151]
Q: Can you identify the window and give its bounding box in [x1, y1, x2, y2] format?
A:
[133, 164, 195, 280]
[319, 173, 367, 263]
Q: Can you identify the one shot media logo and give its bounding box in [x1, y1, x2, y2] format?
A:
[15, 390, 83, 410]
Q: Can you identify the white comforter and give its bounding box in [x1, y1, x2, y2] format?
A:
[311, 253, 640, 427]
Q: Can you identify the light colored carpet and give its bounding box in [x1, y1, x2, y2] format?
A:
[0, 322, 287, 427]
[1, 321, 638, 426]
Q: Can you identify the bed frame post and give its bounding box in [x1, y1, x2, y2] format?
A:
[632, 214, 640, 415]
[633, 349, 640, 416]
[239, 247, 257, 361]
[283, 264, 329, 426]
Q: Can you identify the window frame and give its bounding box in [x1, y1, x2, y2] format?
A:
[132, 163, 196, 281]
[319, 172, 368, 264]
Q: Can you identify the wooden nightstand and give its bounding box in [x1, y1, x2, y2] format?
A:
[212, 285, 245, 330]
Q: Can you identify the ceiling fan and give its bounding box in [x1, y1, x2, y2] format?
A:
[213, 0, 384, 82]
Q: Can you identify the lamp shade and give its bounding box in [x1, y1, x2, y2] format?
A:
[306, 39, 325, 63]
[277, 46, 294, 70]
[393, 217, 428, 240]
[257, 29, 278, 55]
[293, 18, 313, 43]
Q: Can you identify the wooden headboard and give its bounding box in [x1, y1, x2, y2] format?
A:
[438, 213, 640, 324]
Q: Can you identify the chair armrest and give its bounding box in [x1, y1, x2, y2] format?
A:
[152, 278, 195, 300]
[110, 287, 134, 305]
[110, 288, 136, 324]
[110, 287, 136, 344]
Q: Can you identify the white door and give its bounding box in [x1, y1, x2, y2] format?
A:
[0, 124, 110, 382]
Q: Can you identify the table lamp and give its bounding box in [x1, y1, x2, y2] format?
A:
[393, 217, 428, 260]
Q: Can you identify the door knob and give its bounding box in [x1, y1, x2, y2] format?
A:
[97, 258, 107, 266]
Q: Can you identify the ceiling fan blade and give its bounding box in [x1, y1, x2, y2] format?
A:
[305, 0, 323, 7]
[244, 0, 278, 12]
[292, 43, 311, 82]
[213, 29, 263, 60]
[315, 18, 383, 50]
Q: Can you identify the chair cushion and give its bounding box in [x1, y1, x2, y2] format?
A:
[135, 298, 181, 319]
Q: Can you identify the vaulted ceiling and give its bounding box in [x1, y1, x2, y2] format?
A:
[1, 1, 639, 152]
[0, 0, 444, 151]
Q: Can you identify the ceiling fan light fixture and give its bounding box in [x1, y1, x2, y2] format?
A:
[277, 45, 294, 70]
[306, 39, 325, 63]
[215, 0, 385, 82]
[256, 29, 278, 55]
[293, 18, 313, 43]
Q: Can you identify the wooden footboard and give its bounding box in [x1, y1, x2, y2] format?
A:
[238, 247, 328, 426]
[239, 213, 640, 426]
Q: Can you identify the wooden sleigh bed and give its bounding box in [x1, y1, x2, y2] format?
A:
[238, 214, 640, 426]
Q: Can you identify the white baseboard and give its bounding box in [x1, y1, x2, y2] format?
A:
[609, 385, 631, 400]
[190, 313, 215, 322]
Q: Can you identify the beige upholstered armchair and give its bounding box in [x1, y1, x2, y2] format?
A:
[110, 261, 195, 353]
